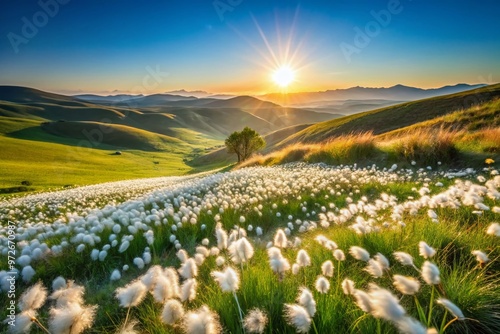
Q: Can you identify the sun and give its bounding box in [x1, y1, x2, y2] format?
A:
[272, 66, 295, 88]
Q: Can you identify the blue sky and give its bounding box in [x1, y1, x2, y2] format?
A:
[0, 0, 499, 94]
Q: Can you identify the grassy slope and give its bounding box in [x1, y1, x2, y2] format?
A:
[237, 97, 500, 169]
[40, 121, 187, 151]
[193, 85, 500, 167]
[0, 117, 212, 192]
[189, 124, 313, 167]
[278, 83, 500, 148]
[379, 98, 500, 138]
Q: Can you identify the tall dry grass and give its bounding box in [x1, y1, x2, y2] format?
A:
[237, 127, 497, 169]
[459, 127, 500, 153]
[387, 128, 462, 165]
[237, 143, 319, 169]
[305, 132, 377, 164]
[238, 133, 377, 167]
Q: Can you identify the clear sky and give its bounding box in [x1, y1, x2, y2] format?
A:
[1, 0, 499, 95]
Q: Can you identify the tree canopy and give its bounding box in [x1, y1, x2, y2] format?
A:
[225, 127, 266, 163]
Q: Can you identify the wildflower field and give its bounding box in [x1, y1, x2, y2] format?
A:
[1, 162, 499, 333]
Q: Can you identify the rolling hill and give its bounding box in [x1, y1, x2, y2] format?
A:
[74, 94, 143, 104]
[40, 121, 186, 151]
[203, 96, 279, 109]
[0, 86, 337, 141]
[275, 83, 500, 148]
[194, 83, 500, 167]
[0, 86, 341, 191]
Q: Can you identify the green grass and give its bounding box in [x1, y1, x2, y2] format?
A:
[0, 117, 222, 193]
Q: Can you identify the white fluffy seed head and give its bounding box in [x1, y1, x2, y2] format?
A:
[115, 280, 147, 308]
[267, 247, 282, 260]
[368, 285, 406, 322]
[418, 241, 436, 259]
[141, 265, 162, 290]
[164, 268, 180, 299]
[215, 224, 228, 250]
[211, 267, 240, 293]
[153, 273, 173, 303]
[472, 250, 490, 264]
[19, 281, 47, 311]
[342, 278, 355, 295]
[17, 255, 31, 267]
[52, 276, 66, 291]
[8, 310, 36, 333]
[436, 298, 465, 320]
[273, 229, 288, 248]
[180, 278, 197, 302]
[421, 261, 440, 285]
[283, 304, 311, 334]
[194, 253, 205, 266]
[349, 246, 370, 261]
[315, 276, 330, 294]
[176, 249, 189, 263]
[236, 237, 255, 263]
[183, 305, 221, 334]
[196, 246, 210, 257]
[393, 275, 421, 295]
[21, 266, 36, 282]
[210, 247, 220, 257]
[48, 302, 97, 334]
[161, 299, 185, 325]
[110, 269, 121, 282]
[178, 258, 198, 280]
[396, 316, 427, 334]
[321, 260, 334, 277]
[215, 256, 225, 267]
[333, 249, 345, 261]
[374, 253, 390, 270]
[243, 308, 268, 334]
[50, 281, 85, 308]
[298, 287, 316, 317]
[353, 289, 372, 313]
[270, 256, 290, 275]
[393, 252, 414, 267]
[365, 259, 384, 278]
[296, 249, 311, 267]
[486, 223, 500, 236]
[133, 257, 145, 269]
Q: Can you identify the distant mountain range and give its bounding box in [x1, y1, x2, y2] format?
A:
[72, 83, 487, 115]
[258, 83, 486, 106]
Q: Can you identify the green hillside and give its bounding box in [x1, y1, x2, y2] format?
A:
[0, 117, 199, 193]
[40, 121, 186, 151]
[277, 83, 500, 147]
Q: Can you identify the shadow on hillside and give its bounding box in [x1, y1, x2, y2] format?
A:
[6, 125, 133, 152]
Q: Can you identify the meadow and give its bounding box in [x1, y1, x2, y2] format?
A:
[1, 162, 499, 333]
[0, 116, 222, 194]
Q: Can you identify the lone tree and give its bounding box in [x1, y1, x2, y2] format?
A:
[225, 127, 266, 163]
